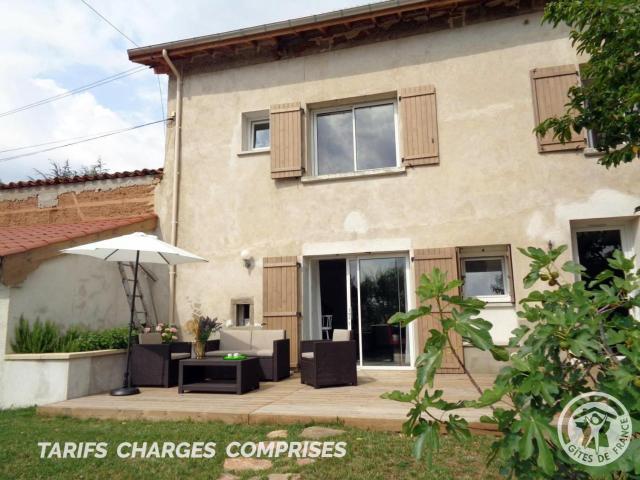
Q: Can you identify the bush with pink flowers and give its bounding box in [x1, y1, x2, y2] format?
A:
[140, 323, 179, 343]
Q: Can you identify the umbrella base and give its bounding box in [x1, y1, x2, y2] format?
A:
[110, 386, 140, 396]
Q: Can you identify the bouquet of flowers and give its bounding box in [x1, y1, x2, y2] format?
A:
[185, 316, 221, 358]
[185, 316, 221, 342]
[141, 323, 178, 343]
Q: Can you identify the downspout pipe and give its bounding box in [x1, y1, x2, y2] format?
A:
[162, 49, 182, 326]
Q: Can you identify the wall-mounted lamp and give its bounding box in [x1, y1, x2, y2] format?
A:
[634, 205, 640, 215]
[240, 249, 254, 269]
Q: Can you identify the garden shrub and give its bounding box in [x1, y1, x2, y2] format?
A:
[11, 317, 130, 353]
[11, 316, 62, 353]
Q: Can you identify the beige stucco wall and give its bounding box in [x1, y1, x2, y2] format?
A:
[155, 13, 640, 361]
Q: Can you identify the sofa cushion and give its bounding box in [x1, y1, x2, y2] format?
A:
[253, 349, 275, 357]
[219, 329, 253, 351]
[251, 329, 285, 351]
[301, 352, 314, 359]
[332, 329, 351, 341]
[204, 350, 255, 357]
[171, 352, 190, 360]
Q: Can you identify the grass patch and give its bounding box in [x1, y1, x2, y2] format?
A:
[0, 408, 500, 479]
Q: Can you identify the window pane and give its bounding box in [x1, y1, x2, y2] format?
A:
[316, 110, 354, 175]
[576, 230, 622, 281]
[252, 122, 270, 149]
[463, 259, 505, 296]
[355, 104, 396, 170]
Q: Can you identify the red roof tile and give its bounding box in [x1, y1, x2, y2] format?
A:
[0, 214, 157, 257]
[0, 168, 163, 190]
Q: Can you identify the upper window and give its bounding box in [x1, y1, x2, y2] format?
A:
[459, 245, 513, 303]
[312, 101, 398, 176]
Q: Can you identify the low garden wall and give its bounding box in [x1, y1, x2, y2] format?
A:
[1, 349, 126, 408]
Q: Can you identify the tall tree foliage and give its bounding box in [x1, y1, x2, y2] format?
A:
[384, 246, 639, 478]
[534, 0, 640, 167]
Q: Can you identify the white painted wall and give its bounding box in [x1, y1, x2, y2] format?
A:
[1, 351, 125, 408]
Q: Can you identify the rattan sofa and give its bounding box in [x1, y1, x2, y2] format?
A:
[205, 329, 290, 381]
[299, 329, 357, 388]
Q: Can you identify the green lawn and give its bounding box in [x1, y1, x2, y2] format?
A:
[0, 408, 501, 480]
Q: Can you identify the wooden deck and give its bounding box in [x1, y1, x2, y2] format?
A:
[38, 371, 499, 432]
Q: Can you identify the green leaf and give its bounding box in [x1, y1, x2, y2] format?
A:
[415, 349, 443, 388]
[388, 306, 431, 326]
[490, 346, 510, 362]
[562, 260, 585, 275]
[381, 389, 415, 402]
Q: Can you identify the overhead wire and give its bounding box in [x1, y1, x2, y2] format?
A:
[0, 119, 169, 162]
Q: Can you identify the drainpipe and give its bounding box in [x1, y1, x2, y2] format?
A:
[162, 49, 182, 326]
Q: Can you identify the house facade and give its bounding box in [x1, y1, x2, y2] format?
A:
[129, 0, 640, 373]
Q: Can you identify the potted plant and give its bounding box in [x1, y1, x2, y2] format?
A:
[185, 316, 221, 359]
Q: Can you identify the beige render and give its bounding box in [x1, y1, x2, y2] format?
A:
[154, 13, 640, 365]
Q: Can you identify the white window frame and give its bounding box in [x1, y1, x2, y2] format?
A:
[460, 255, 511, 303]
[458, 248, 514, 305]
[240, 110, 269, 153]
[311, 99, 400, 177]
[250, 119, 270, 151]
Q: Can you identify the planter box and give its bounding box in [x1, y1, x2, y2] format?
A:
[1, 349, 126, 408]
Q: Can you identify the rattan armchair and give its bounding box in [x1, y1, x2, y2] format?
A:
[299, 329, 357, 388]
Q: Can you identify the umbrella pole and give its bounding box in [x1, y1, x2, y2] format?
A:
[111, 250, 141, 396]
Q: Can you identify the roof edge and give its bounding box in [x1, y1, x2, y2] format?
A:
[0, 168, 163, 191]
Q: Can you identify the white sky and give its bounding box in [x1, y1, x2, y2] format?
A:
[0, 0, 370, 182]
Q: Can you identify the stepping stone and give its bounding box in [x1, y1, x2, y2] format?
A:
[268, 474, 300, 480]
[267, 429, 288, 439]
[217, 474, 239, 480]
[299, 426, 345, 439]
[297, 458, 316, 466]
[223, 457, 273, 471]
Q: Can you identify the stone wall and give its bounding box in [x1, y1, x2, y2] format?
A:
[0, 174, 160, 227]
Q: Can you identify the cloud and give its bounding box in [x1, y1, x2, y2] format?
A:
[0, 0, 368, 182]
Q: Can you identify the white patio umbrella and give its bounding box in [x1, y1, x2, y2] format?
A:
[61, 232, 207, 396]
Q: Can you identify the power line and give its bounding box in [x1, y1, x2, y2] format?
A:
[0, 123, 158, 154]
[79, 0, 139, 47]
[0, 119, 168, 163]
[79, 0, 165, 120]
[0, 67, 146, 118]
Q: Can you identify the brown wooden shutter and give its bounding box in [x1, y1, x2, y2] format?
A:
[530, 65, 585, 152]
[263, 256, 301, 367]
[399, 85, 439, 166]
[269, 103, 304, 179]
[413, 247, 464, 373]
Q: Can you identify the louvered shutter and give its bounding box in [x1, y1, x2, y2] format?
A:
[263, 256, 301, 366]
[269, 103, 304, 179]
[399, 85, 439, 166]
[530, 65, 585, 152]
[413, 248, 464, 373]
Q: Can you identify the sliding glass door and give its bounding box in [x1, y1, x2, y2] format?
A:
[347, 256, 409, 367]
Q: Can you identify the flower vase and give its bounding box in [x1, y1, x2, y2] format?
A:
[194, 340, 206, 359]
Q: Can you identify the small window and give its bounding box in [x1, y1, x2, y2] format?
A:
[459, 245, 513, 303]
[312, 100, 398, 176]
[241, 110, 269, 152]
[251, 120, 270, 150]
[235, 303, 251, 327]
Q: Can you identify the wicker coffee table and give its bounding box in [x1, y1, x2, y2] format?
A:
[178, 357, 260, 394]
